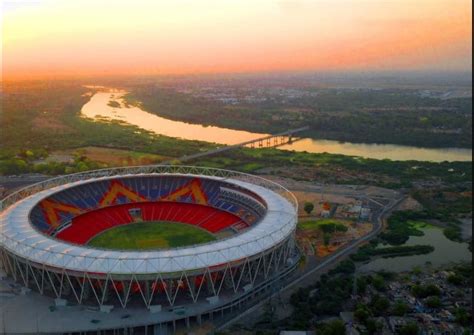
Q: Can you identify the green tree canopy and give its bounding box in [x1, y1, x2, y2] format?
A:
[318, 319, 346, 335]
[399, 322, 419, 335]
[304, 202, 315, 215]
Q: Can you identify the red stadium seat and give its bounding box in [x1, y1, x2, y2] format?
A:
[56, 202, 242, 244]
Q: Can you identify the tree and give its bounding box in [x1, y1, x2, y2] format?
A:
[392, 301, 409, 316]
[425, 296, 441, 309]
[411, 284, 441, 298]
[356, 277, 368, 294]
[304, 202, 315, 215]
[354, 305, 370, 323]
[24, 150, 35, 160]
[370, 295, 390, 315]
[412, 266, 422, 275]
[330, 260, 356, 275]
[261, 301, 275, 324]
[454, 308, 470, 326]
[335, 223, 348, 232]
[320, 223, 336, 233]
[399, 322, 419, 335]
[319, 319, 346, 335]
[291, 305, 312, 330]
[1, 158, 30, 175]
[447, 274, 463, 285]
[366, 318, 382, 335]
[323, 232, 331, 246]
[372, 275, 386, 291]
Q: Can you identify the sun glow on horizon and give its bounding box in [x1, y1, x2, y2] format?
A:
[2, 0, 472, 80]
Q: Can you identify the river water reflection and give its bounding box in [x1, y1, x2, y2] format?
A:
[357, 228, 471, 273]
[81, 89, 473, 162]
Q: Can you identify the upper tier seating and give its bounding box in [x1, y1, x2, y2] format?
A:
[30, 176, 266, 239]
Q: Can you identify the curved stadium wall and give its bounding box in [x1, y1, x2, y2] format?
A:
[0, 166, 299, 309]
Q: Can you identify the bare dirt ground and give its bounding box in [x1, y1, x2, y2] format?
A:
[396, 196, 424, 211]
[32, 107, 73, 133]
[261, 175, 400, 213]
[268, 176, 400, 262]
[258, 165, 400, 185]
[297, 220, 373, 259]
[292, 190, 356, 216]
[51, 146, 171, 166]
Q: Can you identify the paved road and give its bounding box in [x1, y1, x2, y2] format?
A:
[0, 175, 50, 195]
[217, 193, 406, 330]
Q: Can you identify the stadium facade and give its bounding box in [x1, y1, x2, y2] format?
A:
[0, 165, 299, 331]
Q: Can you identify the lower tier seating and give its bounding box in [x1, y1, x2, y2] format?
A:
[56, 201, 242, 244]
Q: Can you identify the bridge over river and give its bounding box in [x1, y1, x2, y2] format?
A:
[175, 126, 309, 163]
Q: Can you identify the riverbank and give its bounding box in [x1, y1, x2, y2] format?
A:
[83, 87, 472, 162]
[357, 227, 471, 273]
[351, 244, 435, 261]
[1, 83, 472, 192]
[125, 83, 472, 150]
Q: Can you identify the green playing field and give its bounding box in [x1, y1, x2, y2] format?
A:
[87, 221, 216, 250]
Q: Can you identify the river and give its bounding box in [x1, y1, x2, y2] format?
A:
[81, 89, 473, 162]
[357, 227, 471, 273]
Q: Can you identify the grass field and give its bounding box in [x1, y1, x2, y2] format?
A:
[87, 221, 216, 250]
[407, 220, 436, 229]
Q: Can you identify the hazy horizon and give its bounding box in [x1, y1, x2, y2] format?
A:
[2, 0, 472, 81]
[1, 70, 472, 89]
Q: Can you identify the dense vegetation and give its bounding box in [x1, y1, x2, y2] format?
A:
[351, 208, 470, 264]
[0, 82, 217, 154]
[127, 85, 472, 148]
[278, 263, 405, 333]
[0, 82, 217, 174]
[410, 283, 441, 299]
[285, 260, 356, 329]
[379, 211, 429, 245]
[194, 148, 472, 189]
[1, 82, 472, 193]
[269, 263, 472, 334]
[0, 148, 107, 175]
[350, 244, 434, 262]
[412, 188, 472, 242]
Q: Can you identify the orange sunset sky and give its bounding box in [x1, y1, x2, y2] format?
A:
[1, 0, 472, 80]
